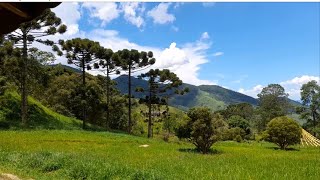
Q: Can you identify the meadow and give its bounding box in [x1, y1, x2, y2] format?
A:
[0, 130, 320, 180]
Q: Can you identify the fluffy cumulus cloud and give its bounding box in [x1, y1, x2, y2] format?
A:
[238, 85, 264, 98]
[42, 3, 215, 85]
[120, 2, 145, 28]
[82, 2, 121, 26]
[280, 75, 320, 100]
[52, 2, 81, 36]
[238, 75, 320, 100]
[86, 29, 215, 85]
[147, 3, 175, 24]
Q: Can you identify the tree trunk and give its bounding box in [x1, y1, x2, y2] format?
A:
[82, 57, 86, 129]
[312, 110, 316, 136]
[106, 65, 110, 130]
[165, 96, 170, 133]
[148, 82, 152, 138]
[21, 31, 28, 128]
[127, 65, 132, 133]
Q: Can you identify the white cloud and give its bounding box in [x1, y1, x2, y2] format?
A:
[238, 75, 320, 100]
[171, 26, 179, 32]
[52, 2, 81, 36]
[82, 2, 121, 26]
[48, 4, 214, 86]
[120, 2, 145, 28]
[147, 3, 175, 24]
[202, 3, 216, 8]
[280, 75, 320, 100]
[213, 52, 224, 57]
[201, 32, 210, 40]
[238, 85, 264, 98]
[84, 29, 215, 85]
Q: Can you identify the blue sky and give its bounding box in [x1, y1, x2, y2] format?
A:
[51, 2, 320, 100]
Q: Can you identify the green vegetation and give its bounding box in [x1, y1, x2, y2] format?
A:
[264, 116, 301, 150]
[1, 6, 319, 180]
[0, 130, 320, 180]
[0, 91, 81, 130]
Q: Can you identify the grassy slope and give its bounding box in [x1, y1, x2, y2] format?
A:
[0, 130, 320, 180]
[0, 91, 82, 130]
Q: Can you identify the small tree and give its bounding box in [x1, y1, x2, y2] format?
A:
[264, 116, 301, 150]
[56, 38, 101, 129]
[188, 107, 227, 154]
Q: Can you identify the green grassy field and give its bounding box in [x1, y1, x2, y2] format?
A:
[0, 130, 320, 180]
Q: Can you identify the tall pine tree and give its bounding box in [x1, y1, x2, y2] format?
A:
[7, 9, 66, 127]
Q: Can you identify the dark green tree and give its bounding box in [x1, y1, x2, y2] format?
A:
[264, 116, 301, 150]
[257, 84, 289, 130]
[116, 49, 155, 133]
[218, 103, 254, 120]
[136, 69, 188, 138]
[188, 107, 227, 154]
[6, 9, 66, 127]
[56, 38, 101, 129]
[297, 80, 320, 136]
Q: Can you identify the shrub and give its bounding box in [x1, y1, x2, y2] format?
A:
[264, 116, 301, 150]
[235, 134, 243, 143]
[222, 127, 244, 141]
[187, 107, 227, 154]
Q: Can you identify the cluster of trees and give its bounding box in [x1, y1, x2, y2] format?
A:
[1, 7, 319, 152]
[175, 82, 319, 153]
[0, 9, 185, 136]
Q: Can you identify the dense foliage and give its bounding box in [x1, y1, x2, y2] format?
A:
[264, 116, 301, 150]
[297, 80, 320, 137]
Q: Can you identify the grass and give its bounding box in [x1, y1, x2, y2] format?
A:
[0, 130, 320, 179]
[0, 91, 92, 130]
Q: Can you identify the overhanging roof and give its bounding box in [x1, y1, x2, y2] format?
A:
[0, 2, 61, 35]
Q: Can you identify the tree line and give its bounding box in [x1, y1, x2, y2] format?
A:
[0, 8, 319, 151]
[0, 9, 187, 138]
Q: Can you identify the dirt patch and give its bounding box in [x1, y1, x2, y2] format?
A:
[0, 173, 21, 180]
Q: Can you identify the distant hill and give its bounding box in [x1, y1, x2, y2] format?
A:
[51, 65, 301, 112]
[114, 75, 260, 111]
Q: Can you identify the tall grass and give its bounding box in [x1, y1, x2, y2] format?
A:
[0, 130, 320, 179]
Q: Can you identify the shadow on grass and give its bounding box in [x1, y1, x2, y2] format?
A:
[266, 147, 300, 151]
[178, 148, 223, 155]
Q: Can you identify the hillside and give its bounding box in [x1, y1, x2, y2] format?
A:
[0, 91, 82, 130]
[114, 75, 259, 111]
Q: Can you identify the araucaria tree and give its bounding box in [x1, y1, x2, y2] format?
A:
[6, 9, 66, 127]
[297, 80, 320, 136]
[116, 49, 155, 133]
[257, 84, 289, 130]
[93, 48, 121, 127]
[56, 38, 101, 129]
[136, 69, 188, 138]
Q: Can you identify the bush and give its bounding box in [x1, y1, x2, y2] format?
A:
[222, 127, 244, 141]
[187, 107, 227, 154]
[264, 116, 301, 150]
[235, 135, 243, 143]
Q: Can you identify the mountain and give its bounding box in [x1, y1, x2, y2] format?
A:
[114, 75, 259, 111]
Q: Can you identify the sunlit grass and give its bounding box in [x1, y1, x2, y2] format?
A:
[0, 130, 319, 179]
